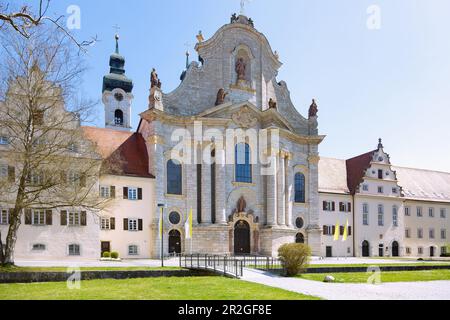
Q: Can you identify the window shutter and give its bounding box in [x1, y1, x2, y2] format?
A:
[8, 166, 15, 183]
[80, 174, 86, 188]
[138, 188, 143, 200]
[123, 187, 128, 200]
[348, 226, 352, 236]
[323, 225, 328, 235]
[25, 209, 32, 225]
[80, 211, 87, 226]
[110, 217, 115, 230]
[110, 186, 116, 199]
[138, 219, 143, 231]
[348, 202, 352, 212]
[60, 210, 67, 226]
[123, 218, 129, 231]
[339, 202, 343, 212]
[45, 210, 52, 225]
[332, 225, 336, 235]
[340, 226, 344, 236]
[332, 202, 336, 211]
[323, 201, 327, 211]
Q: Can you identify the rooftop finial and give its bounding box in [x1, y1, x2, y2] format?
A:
[378, 138, 383, 149]
[112, 24, 121, 54]
[240, 0, 251, 15]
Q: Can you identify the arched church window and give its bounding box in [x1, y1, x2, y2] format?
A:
[235, 143, 252, 183]
[114, 109, 124, 126]
[167, 160, 182, 195]
[294, 173, 306, 203]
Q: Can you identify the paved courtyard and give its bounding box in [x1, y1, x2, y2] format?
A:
[241, 268, 450, 300]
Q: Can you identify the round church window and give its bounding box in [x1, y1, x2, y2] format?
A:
[295, 217, 304, 229]
[169, 212, 181, 225]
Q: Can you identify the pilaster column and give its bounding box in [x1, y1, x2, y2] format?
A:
[216, 147, 227, 224]
[201, 147, 212, 225]
[266, 154, 277, 226]
[285, 154, 293, 227]
[277, 152, 286, 226]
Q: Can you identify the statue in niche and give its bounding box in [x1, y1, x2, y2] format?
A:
[150, 68, 162, 89]
[268, 98, 277, 109]
[215, 88, 228, 106]
[237, 196, 247, 213]
[308, 99, 318, 118]
[235, 57, 247, 82]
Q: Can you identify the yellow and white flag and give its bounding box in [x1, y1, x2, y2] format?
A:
[342, 219, 349, 242]
[333, 220, 340, 241]
[158, 206, 163, 240]
[185, 208, 193, 239]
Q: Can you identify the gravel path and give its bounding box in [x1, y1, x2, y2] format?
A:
[241, 268, 450, 300]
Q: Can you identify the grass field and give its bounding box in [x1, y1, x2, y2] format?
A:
[0, 266, 182, 273]
[0, 277, 319, 300]
[298, 269, 450, 283]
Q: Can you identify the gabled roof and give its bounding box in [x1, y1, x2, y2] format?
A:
[393, 166, 450, 202]
[319, 158, 350, 194]
[82, 126, 153, 179]
[345, 150, 377, 195]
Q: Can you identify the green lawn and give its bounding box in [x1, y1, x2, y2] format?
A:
[298, 270, 450, 283]
[0, 266, 182, 273]
[0, 277, 319, 300]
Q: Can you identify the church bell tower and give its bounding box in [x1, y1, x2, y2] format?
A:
[102, 34, 134, 131]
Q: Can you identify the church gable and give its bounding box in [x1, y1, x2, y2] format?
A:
[157, 14, 313, 136]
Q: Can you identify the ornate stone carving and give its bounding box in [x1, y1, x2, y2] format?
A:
[215, 88, 228, 106]
[308, 99, 318, 118]
[268, 98, 277, 109]
[235, 57, 247, 82]
[150, 68, 162, 89]
[237, 196, 247, 213]
[232, 107, 257, 128]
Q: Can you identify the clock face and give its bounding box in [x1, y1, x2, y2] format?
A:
[114, 92, 124, 102]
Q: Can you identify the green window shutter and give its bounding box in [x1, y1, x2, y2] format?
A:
[46, 210, 52, 225]
[60, 210, 67, 226]
[81, 211, 87, 226]
[110, 217, 115, 230]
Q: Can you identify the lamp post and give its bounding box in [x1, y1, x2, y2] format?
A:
[157, 203, 166, 267]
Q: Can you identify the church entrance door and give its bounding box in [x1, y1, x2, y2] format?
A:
[169, 230, 181, 255]
[234, 220, 250, 255]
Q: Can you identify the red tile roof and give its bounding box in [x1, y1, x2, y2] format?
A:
[82, 126, 154, 179]
[345, 150, 376, 194]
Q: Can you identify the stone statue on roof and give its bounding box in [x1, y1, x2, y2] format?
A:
[150, 68, 162, 89]
[235, 58, 247, 82]
[309, 99, 318, 118]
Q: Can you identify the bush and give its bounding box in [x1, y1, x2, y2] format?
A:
[111, 252, 119, 259]
[102, 251, 111, 258]
[278, 243, 311, 277]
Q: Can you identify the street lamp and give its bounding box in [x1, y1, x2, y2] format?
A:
[157, 203, 166, 267]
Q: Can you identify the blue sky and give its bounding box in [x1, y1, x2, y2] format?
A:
[43, 0, 450, 172]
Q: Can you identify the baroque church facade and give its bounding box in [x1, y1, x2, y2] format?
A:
[1, 14, 449, 260]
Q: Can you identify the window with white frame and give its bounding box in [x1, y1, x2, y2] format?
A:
[101, 217, 110, 230]
[68, 212, 81, 226]
[68, 244, 80, 256]
[441, 229, 447, 240]
[128, 245, 139, 256]
[323, 201, 335, 211]
[128, 187, 138, 200]
[362, 184, 369, 191]
[29, 171, 44, 186]
[417, 207, 423, 217]
[0, 136, 9, 145]
[0, 209, 8, 225]
[32, 244, 46, 251]
[363, 203, 369, 226]
[32, 209, 46, 225]
[128, 219, 138, 231]
[429, 208, 434, 218]
[100, 186, 110, 198]
[418, 228, 423, 239]
[392, 187, 398, 194]
[429, 228, 435, 239]
[377, 205, 384, 226]
[441, 208, 447, 219]
[405, 228, 411, 238]
[392, 206, 398, 227]
[404, 207, 410, 216]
